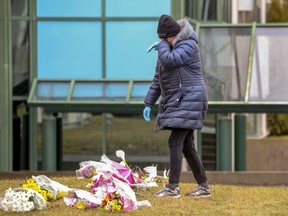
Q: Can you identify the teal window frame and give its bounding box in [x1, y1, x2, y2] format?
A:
[28, 21, 288, 114]
[27, 79, 152, 113]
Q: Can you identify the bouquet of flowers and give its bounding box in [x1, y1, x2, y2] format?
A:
[0, 188, 46, 212]
[23, 175, 70, 200]
[101, 191, 122, 212]
[75, 161, 103, 179]
[89, 173, 137, 211]
[22, 178, 53, 202]
[63, 189, 101, 209]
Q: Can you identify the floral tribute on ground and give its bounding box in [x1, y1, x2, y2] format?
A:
[0, 150, 166, 213]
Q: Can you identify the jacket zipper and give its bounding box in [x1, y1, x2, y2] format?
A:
[159, 65, 165, 95]
[178, 71, 182, 88]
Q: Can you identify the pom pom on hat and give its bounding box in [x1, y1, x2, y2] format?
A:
[157, 14, 180, 38]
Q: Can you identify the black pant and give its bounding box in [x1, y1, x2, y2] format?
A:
[168, 128, 207, 185]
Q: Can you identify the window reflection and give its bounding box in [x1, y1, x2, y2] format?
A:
[35, 82, 70, 100]
[11, 0, 29, 16]
[250, 27, 288, 102]
[200, 27, 251, 101]
[72, 82, 128, 101]
[185, 0, 217, 22]
[12, 21, 29, 96]
[130, 82, 150, 101]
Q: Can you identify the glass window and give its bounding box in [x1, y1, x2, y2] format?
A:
[130, 82, 151, 101]
[106, 21, 158, 79]
[37, 21, 102, 79]
[106, 0, 170, 17]
[72, 82, 128, 101]
[201, 0, 217, 21]
[199, 27, 251, 101]
[185, 0, 218, 22]
[250, 27, 288, 102]
[37, 0, 101, 17]
[12, 21, 29, 95]
[35, 82, 70, 100]
[11, 0, 29, 16]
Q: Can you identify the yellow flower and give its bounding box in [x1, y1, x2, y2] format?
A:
[114, 204, 122, 211]
[27, 178, 35, 184]
[56, 191, 67, 199]
[75, 202, 86, 209]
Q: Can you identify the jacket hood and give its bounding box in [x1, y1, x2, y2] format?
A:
[172, 18, 195, 47]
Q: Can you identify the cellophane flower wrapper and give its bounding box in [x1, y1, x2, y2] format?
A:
[63, 189, 101, 209]
[100, 154, 136, 184]
[76, 161, 107, 179]
[76, 156, 135, 184]
[0, 188, 46, 212]
[129, 165, 158, 189]
[91, 173, 137, 211]
[32, 175, 70, 200]
[90, 172, 151, 211]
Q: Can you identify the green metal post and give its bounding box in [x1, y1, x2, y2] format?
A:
[42, 116, 57, 171]
[0, 0, 4, 171]
[196, 0, 204, 21]
[217, 0, 224, 22]
[29, 0, 38, 171]
[235, 114, 246, 171]
[171, 0, 184, 20]
[216, 114, 232, 171]
[0, 0, 13, 171]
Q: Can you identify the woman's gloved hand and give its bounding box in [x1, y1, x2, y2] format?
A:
[143, 106, 151, 121]
[146, 41, 159, 53]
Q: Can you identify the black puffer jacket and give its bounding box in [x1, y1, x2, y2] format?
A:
[144, 18, 208, 130]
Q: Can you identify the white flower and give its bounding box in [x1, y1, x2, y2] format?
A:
[116, 150, 129, 167]
[143, 166, 157, 183]
[116, 150, 125, 160]
[0, 188, 37, 212]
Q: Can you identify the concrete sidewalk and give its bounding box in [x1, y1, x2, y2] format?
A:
[1, 171, 288, 186]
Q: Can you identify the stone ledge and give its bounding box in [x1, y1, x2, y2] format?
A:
[1, 171, 288, 186]
[0, 171, 75, 180]
[181, 171, 288, 186]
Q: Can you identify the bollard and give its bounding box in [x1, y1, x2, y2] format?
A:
[42, 116, 57, 171]
[216, 115, 232, 171]
[55, 114, 63, 170]
[235, 114, 246, 171]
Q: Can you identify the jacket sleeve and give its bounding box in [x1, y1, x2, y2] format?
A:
[158, 40, 195, 69]
[144, 63, 161, 108]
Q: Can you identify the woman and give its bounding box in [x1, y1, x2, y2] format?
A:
[143, 14, 211, 198]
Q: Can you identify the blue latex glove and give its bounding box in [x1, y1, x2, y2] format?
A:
[146, 41, 159, 53]
[143, 106, 151, 121]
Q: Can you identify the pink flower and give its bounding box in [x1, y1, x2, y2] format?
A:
[107, 192, 115, 201]
[120, 196, 137, 211]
